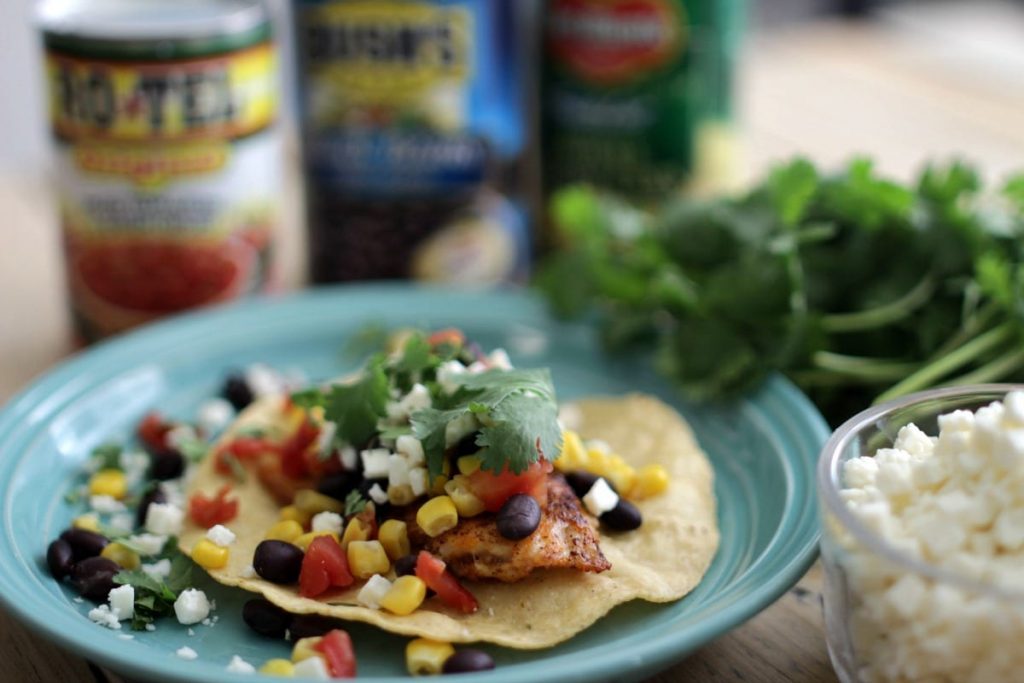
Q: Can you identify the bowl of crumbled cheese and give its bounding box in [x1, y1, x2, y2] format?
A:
[818, 385, 1024, 683]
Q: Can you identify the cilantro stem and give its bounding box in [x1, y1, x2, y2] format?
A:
[874, 322, 1017, 403]
[812, 351, 919, 381]
[931, 300, 998, 360]
[822, 275, 935, 333]
[946, 347, 1024, 386]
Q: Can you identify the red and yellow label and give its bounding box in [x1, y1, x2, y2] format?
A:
[47, 43, 276, 142]
[546, 0, 685, 85]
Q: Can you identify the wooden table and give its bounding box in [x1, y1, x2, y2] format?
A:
[4, 9, 1024, 682]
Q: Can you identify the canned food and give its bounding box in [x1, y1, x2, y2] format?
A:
[38, 0, 282, 341]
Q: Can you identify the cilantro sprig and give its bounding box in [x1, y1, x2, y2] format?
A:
[113, 551, 193, 630]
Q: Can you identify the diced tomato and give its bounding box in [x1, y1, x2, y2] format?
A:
[467, 459, 553, 513]
[415, 551, 478, 614]
[300, 536, 354, 599]
[137, 412, 173, 453]
[428, 328, 465, 348]
[314, 629, 357, 678]
[353, 504, 378, 541]
[280, 417, 320, 479]
[188, 484, 239, 527]
[214, 436, 279, 475]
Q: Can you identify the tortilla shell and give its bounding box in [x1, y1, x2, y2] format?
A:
[179, 394, 719, 649]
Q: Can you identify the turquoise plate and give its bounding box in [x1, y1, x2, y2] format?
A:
[0, 286, 828, 682]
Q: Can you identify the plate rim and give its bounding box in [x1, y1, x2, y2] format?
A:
[0, 284, 829, 682]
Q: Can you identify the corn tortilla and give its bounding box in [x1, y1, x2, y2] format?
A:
[180, 393, 719, 649]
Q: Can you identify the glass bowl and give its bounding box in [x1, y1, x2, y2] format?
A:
[817, 384, 1024, 683]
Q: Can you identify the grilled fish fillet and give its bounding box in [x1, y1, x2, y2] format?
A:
[407, 475, 611, 582]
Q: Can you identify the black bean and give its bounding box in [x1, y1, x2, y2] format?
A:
[59, 528, 109, 561]
[317, 471, 362, 501]
[394, 554, 418, 577]
[136, 486, 167, 528]
[150, 449, 185, 481]
[253, 540, 304, 584]
[242, 599, 291, 639]
[442, 649, 496, 674]
[496, 494, 541, 540]
[287, 614, 347, 641]
[223, 374, 254, 411]
[70, 556, 120, 601]
[600, 499, 643, 532]
[46, 539, 75, 580]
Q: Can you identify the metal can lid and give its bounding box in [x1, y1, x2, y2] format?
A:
[38, 0, 268, 44]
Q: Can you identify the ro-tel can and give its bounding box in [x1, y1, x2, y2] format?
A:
[542, 0, 742, 203]
[38, 0, 281, 341]
[296, 0, 532, 284]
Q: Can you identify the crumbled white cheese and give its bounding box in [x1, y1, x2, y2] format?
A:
[176, 646, 198, 661]
[145, 503, 184, 536]
[388, 454, 411, 487]
[836, 391, 1024, 683]
[108, 585, 134, 621]
[582, 478, 619, 517]
[158, 480, 185, 508]
[197, 398, 235, 436]
[246, 363, 283, 398]
[90, 495, 126, 514]
[120, 450, 150, 487]
[386, 383, 432, 422]
[173, 589, 211, 625]
[165, 424, 199, 450]
[241, 565, 256, 579]
[487, 348, 513, 370]
[88, 604, 122, 630]
[188, 628, 195, 637]
[292, 656, 330, 679]
[467, 360, 488, 374]
[367, 483, 389, 505]
[225, 655, 256, 674]
[436, 360, 467, 394]
[118, 634, 134, 640]
[445, 412, 478, 448]
[361, 448, 391, 479]
[129, 533, 167, 557]
[356, 574, 393, 609]
[311, 511, 344, 535]
[396, 435, 426, 466]
[409, 467, 429, 497]
[340, 445, 358, 470]
[316, 420, 338, 458]
[108, 513, 134, 533]
[205, 524, 236, 547]
[145, 623, 156, 632]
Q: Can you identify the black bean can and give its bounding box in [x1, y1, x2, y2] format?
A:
[295, 0, 534, 285]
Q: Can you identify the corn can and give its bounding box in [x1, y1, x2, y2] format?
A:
[38, 0, 281, 341]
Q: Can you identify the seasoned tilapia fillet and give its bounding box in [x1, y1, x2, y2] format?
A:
[408, 475, 611, 582]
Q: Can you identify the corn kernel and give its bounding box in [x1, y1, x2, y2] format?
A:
[429, 474, 449, 497]
[279, 505, 312, 527]
[293, 489, 344, 515]
[631, 464, 669, 499]
[72, 514, 100, 532]
[443, 476, 485, 518]
[100, 542, 140, 570]
[265, 519, 304, 544]
[340, 517, 371, 551]
[603, 458, 636, 495]
[294, 531, 340, 552]
[416, 496, 458, 537]
[388, 483, 416, 506]
[259, 659, 295, 677]
[555, 431, 587, 471]
[190, 538, 229, 570]
[380, 575, 427, 616]
[456, 455, 481, 475]
[348, 540, 391, 579]
[378, 520, 410, 561]
[406, 638, 455, 676]
[89, 468, 127, 500]
[291, 636, 323, 663]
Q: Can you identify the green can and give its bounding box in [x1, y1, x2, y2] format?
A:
[542, 0, 743, 202]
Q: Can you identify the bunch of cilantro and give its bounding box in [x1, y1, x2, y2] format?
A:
[537, 158, 1024, 424]
[294, 331, 561, 476]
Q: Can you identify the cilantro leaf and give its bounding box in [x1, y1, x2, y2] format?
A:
[344, 490, 368, 517]
[91, 443, 123, 471]
[392, 332, 434, 376]
[115, 552, 193, 630]
[411, 369, 561, 476]
[323, 355, 390, 447]
[290, 388, 325, 410]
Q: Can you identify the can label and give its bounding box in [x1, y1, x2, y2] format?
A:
[543, 0, 722, 200]
[299, 0, 529, 284]
[46, 40, 280, 339]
